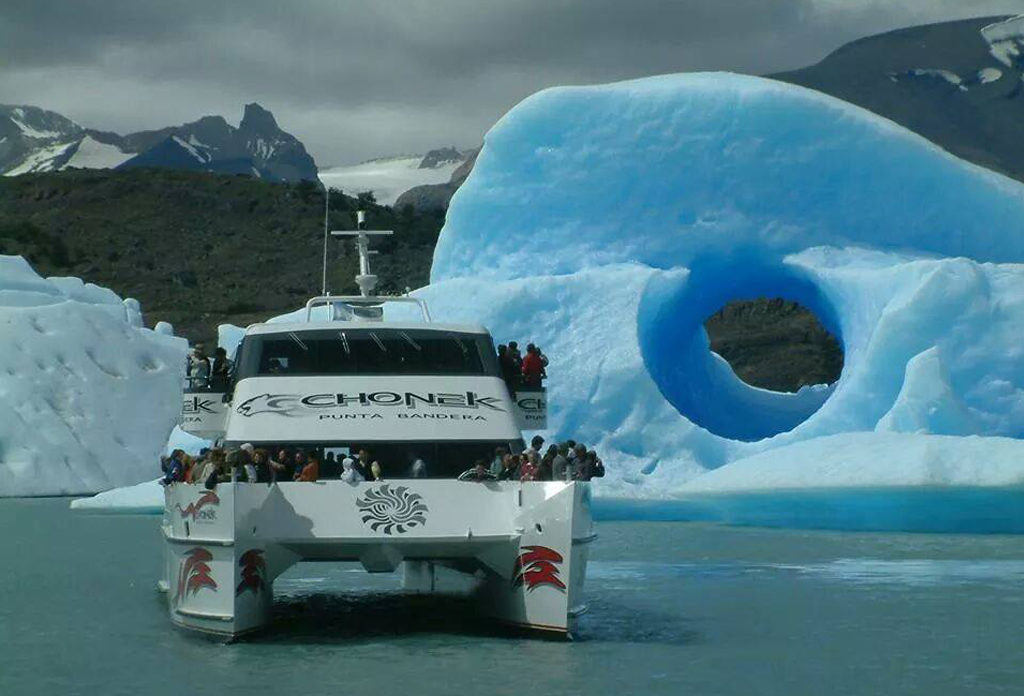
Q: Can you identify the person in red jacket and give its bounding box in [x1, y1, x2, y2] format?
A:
[521, 343, 545, 387]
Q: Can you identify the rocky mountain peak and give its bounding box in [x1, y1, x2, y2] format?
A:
[419, 146, 463, 169]
[239, 103, 280, 134]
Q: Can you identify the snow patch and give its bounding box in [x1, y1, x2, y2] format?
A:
[978, 67, 1003, 84]
[4, 140, 77, 176]
[9, 114, 63, 140]
[318, 156, 461, 206]
[172, 135, 209, 163]
[61, 135, 132, 170]
[982, 15, 1024, 67]
[908, 69, 966, 90]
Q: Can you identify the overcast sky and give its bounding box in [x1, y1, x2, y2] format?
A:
[3, 0, 1024, 166]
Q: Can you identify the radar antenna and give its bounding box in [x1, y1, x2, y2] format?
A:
[331, 210, 393, 297]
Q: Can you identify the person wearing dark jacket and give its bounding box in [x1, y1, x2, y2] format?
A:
[161, 449, 185, 485]
[508, 341, 523, 375]
[210, 347, 233, 389]
[537, 445, 558, 481]
[498, 344, 518, 390]
[497, 453, 520, 480]
[252, 449, 273, 483]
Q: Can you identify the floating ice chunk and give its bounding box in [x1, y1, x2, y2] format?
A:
[165, 424, 210, 456]
[679, 433, 1024, 492]
[70, 478, 163, 514]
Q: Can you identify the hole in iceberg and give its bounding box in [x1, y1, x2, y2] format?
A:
[638, 255, 843, 442]
[704, 298, 843, 392]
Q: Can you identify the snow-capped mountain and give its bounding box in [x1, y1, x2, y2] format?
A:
[318, 147, 468, 206]
[118, 103, 318, 181]
[1, 103, 318, 182]
[0, 105, 133, 175]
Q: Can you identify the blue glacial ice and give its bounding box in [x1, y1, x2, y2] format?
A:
[417, 73, 1024, 506]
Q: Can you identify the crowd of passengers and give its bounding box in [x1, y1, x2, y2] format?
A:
[459, 435, 605, 482]
[497, 341, 548, 390]
[160, 435, 603, 488]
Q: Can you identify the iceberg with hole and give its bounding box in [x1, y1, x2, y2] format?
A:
[0, 256, 186, 497]
[421, 72, 1024, 504]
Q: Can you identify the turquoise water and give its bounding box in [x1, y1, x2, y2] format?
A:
[3, 498, 1024, 695]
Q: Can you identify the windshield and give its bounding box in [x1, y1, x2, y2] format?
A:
[235, 329, 499, 379]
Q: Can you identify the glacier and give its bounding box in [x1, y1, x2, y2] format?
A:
[0, 256, 186, 496]
[421, 72, 1024, 501]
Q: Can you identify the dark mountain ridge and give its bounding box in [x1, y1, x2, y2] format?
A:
[771, 15, 1024, 181]
[0, 103, 318, 182]
[0, 169, 444, 341]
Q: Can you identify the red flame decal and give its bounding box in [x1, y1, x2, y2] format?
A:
[176, 491, 220, 521]
[175, 547, 217, 601]
[512, 545, 566, 592]
[236, 549, 267, 597]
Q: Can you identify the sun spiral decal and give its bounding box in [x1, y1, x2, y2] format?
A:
[356, 484, 429, 534]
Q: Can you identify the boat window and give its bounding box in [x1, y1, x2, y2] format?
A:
[236, 329, 500, 378]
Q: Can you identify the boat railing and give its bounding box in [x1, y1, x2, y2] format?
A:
[304, 295, 432, 322]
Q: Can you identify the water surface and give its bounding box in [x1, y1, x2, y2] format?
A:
[2, 498, 1022, 695]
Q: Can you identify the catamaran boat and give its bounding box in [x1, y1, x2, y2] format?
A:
[166, 217, 594, 638]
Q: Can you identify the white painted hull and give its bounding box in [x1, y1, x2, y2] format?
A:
[162, 480, 593, 638]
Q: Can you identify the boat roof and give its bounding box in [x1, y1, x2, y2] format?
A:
[243, 320, 492, 337]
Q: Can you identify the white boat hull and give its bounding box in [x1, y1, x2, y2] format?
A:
[163, 480, 593, 638]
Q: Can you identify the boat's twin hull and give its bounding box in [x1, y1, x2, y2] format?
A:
[163, 480, 593, 637]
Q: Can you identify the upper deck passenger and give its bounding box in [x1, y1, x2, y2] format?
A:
[188, 344, 211, 388]
[210, 347, 233, 389]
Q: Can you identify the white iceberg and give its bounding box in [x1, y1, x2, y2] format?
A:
[0, 256, 187, 496]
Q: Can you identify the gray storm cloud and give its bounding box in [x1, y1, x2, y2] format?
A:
[2, 0, 1023, 164]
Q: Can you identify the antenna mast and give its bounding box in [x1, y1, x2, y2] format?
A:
[320, 183, 330, 295]
[331, 210, 393, 297]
